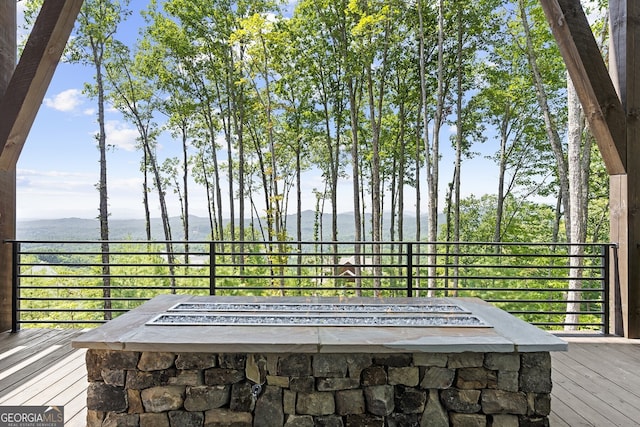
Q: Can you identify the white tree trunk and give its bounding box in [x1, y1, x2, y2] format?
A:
[566, 75, 587, 330]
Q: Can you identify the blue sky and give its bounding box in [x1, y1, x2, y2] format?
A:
[14, 2, 501, 221]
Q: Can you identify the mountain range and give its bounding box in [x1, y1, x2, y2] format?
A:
[17, 211, 437, 242]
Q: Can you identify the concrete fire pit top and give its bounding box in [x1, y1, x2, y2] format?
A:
[72, 295, 568, 353]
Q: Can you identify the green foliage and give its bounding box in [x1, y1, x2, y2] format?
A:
[17, 240, 607, 331]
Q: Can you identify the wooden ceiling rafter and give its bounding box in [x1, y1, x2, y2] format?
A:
[540, 0, 627, 175]
[0, 0, 84, 170]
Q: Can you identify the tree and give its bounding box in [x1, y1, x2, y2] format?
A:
[24, 0, 131, 319]
[106, 43, 178, 290]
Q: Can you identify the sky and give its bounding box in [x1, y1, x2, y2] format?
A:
[13, 2, 503, 221]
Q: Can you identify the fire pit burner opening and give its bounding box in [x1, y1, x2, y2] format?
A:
[146, 301, 490, 327]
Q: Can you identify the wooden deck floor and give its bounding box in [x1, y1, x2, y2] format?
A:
[0, 330, 638, 426]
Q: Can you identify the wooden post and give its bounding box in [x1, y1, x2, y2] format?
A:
[541, 0, 640, 337]
[0, 0, 83, 331]
[609, 1, 640, 338]
[0, 1, 17, 332]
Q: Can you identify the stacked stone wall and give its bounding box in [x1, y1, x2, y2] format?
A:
[86, 350, 551, 427]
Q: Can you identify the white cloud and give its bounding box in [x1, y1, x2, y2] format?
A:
[43, 89, 84, 112]
[104, 121, 138, 152]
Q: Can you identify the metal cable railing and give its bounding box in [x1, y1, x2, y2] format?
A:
[8, 240, 614, 333]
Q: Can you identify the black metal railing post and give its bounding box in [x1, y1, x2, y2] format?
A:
[11, 241, 20, 332]
[209, 241, 216, 295]
[407, 243, 413, 298]
[611, 243, 624, 336]
[603, 244, 610, 335]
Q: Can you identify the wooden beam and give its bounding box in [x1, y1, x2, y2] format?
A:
[0, 0, 84, 170]
[540, 0, 627, 175]
[0, 0, 17, 332]
[609, 0, 640, 338]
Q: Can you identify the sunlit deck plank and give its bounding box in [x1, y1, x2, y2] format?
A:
[0, 329, 85, 396]
[550, 337, 640, 427]
[0, 349, 86, 405]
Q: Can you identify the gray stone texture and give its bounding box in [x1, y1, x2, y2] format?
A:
[289, 376, 315, 392]
[457, 367, 494, 389]
[219, 353, 247, 369]
[102, 368, 126, 386]
[254, 386, 285, 427]
[279, 354, 312, 376]
[246, 354, 267, 384]
[519, 353, 552, 393]
[420, 389, 448, 427]
[485, 353, 520, 371]
[127, 389, 144, 414]
[138, 351, 175, 371]
[87, 383, 127, 412]
[490, 414, 519, 427]
[413, 352, 448, 367]
[184, 385, 230, 411]
[315, 415, 345, 427]
[230, 381, 254, 412]
[364, 385, 395, 416]
[361, 366, 387, 386]
[527, 393, 551, 416]
[296, 392, 335, 415]
[126, 369, 175, 390]
[86, 350, 139, 382]
[204, 409, 252, 427]
[267, 375, 290, 388]
[86, 410, 105, 427]
[388, 366, 419, 386]
[141, 386, 185, 413]
[168, 410, 204, 427]
[317, 377, 360, 391]
[139, 413, 169, 427]
[102, 413, 140, 427]
[284, 415, 315, 427]
[373, 354, 413, 367]
[336, 389, 365, 415]
[204, 368, 244, 385]
[421, 367, 455, 389]
[284, 389, 296, 414]
[481, 390, 527, 415]
[497, 370, 519, 392]
[346, 354, 373, 378]
[441, 389, 482, 413]
[170, 370, 203, 386]
[176, 353, 217, 370]
[314, 354, 348, 377]
[394, 385, 426, 414]
[450, 412, 487, 427]
[448, 352, 485, 368]
[86, 350, 552, 426]
[344, 414, 384, 427]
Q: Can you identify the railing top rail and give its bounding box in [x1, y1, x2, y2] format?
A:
[4, 239, 617, 247]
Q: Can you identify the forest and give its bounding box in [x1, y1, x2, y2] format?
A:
[23, 0, 610, 245]
[17, 0, 612, 331]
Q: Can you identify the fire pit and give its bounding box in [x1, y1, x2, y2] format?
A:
[73, 295, 566, 426]
[147, 300, 488, 327]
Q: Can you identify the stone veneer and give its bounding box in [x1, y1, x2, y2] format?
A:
[85, 349, 552, 427]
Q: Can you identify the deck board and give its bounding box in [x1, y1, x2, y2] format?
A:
[1, 330, 640, 426]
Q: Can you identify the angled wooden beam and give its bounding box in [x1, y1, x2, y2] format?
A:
[540, 0, 627, 175]
[0, 0, 84, 170]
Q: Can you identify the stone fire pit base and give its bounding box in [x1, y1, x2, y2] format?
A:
[74, 295, 566, 427]
[85, 349, 552, 426]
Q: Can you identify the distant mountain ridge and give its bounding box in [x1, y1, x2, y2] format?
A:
[17, 211, 437, 242]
